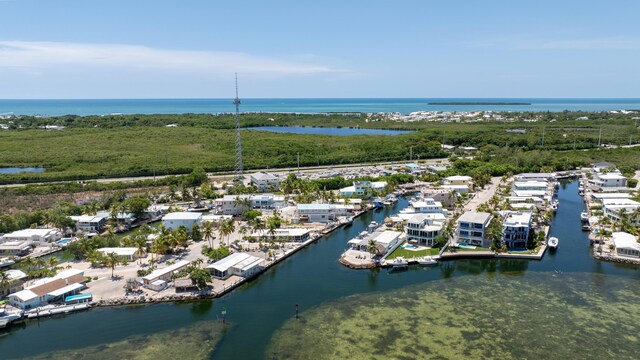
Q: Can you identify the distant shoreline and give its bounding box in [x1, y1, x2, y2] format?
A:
[428, 102, 531, 106]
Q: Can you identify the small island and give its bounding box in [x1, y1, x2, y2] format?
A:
[428, 102, 531, 105]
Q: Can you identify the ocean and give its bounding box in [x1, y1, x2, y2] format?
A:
[1, 98, 640, 117]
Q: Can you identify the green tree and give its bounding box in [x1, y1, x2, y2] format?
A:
[202, 221, 215, 248]
[104, 252, 121, 278]
[188, 267, 211, 290]
[124, 195, 151, 219]
[191, 223, 202, 242]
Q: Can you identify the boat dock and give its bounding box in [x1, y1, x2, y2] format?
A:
[25, 303, 90, 319]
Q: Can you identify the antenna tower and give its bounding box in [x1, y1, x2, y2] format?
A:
[233, 73, 244, 182]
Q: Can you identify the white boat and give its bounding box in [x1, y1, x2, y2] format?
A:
[391, 257, 408, 269]
[580, 212, 589, 222]
[417, 256, 438, 266]
[548, 237, 559, 249]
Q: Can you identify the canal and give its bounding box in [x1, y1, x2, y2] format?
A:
[1, 181, 639, 359]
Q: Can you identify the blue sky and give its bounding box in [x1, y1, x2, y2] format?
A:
[1, 0, 639, 98]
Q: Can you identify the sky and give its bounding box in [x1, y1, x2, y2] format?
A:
[1, 0, 639, 98]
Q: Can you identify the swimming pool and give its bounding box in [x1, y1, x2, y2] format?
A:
[401, 244, 419, 250]
[56, 238, 72, 245]
[457, 243, 477, 250]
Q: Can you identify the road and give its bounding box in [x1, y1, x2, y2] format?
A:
[463, 176, 503, 212]
[0, 158, 449, 188]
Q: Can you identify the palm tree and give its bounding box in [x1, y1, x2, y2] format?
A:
[367, 239, 378, 260]
[219, 218, 235, 247]
[0, 270, 10, 300]
[134, 236, 147, 264]
[252, 218, 266, 242]
[202, 221, 215, 248]
[267, 220, 278, 243]
[104, 252, 120, 278]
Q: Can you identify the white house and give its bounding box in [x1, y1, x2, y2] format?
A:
[457, 212, 493, 248]
[406, 214, 445, 246]
[613, 232, 640, 258]
[349, 230, 403, 257]
[592, 162, 616, 173]
[443, 175, 473, 186]
[215, 194, 284, 215]
[249, 172, 279, 192]
[501, 212, 533, 248]
[142, 260, 190, 289]
[0, 241, 32, 257]
[0, 228, 62, 243]
[161, 212, 202, 232]
[207, 252, 264, 280]
[515, 173, 556, 182]
[250, 228, 311, 242]
[69, 215, 109, 233]
[602, 199, 640, 225]
[1, 269, 27, 297]
[8, 269, 85, 310]
[339, 181, 388, 197]
[593, 173, 627, 188]
[513, 181, 548, 191]
[97, 247, 146, 262]
[400, 198, 446, 217]
[297, 204, 348, 223]
[96, 211, 136, 226]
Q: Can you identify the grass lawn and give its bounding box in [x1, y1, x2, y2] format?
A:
[454, 246, 492, 252]
[386, 246, 440, 259]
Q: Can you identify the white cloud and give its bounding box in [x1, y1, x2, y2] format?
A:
[518, 37, 640, 50]
[0, 40, 344, 75]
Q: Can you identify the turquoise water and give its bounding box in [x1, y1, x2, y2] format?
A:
[1, 98, 640, 116]
[1, 181, 639, 359]
[247, 126, 414, 136]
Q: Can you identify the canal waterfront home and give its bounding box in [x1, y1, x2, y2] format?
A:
[249, 172, 280, 192]
[400, 197, 446, 217]
[249, 228, 311, 243]
[593, 172, 627, 188]
[501, 211, 533, 248]
[405, 214, 445, 246]
[8, 269, 85, 310]
[141, 260, 190, 289]
[207, 252, 264, 280]
[215, 194, 284, 215]
[612, 232, 640, 258]
[0, 269, 27, 297]
[602, 199, 640, 225]
[513, 181, 548, 191]
[97, 247, 146, 262]
[349, 230, 403, 257]
[296, 203, 349, 223]
[443, 175, 473, 186]
[457, 211, 493, 247]
[591, 161, 617, 173]
[0, 228, 62, 243]
[515, 173, 556, 182]
[339, 180, 387, 197]
[69, 214, 108, 234]
[0, 241, 32, 257]
[161, 212, 202, 232]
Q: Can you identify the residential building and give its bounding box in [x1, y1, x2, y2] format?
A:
[457, 212, 493, 247]
[1, 269, 27, 297]
[97, 247, 146, 262]
[613, 232, 640, 258]
[348, 230, 403, 257]
[501, 212, 533, 248]
[69, 215, 108, 233]
[250, 228, 311, 243]
[161, 212, 202, 232]
[592, 162, 616, 173]
[513, 181, 548, 191]
[443, 175, 473, 186]
[142, 260, 190, 288]
[0, 241, 32, 257]
[8, 269, 85, 310]
[297, 204, 348, 223]
[421, 189, 456, 207]
[215, 194, 284, 215]
[207, 252, 264, 280]
[249, 172, 279, 192]
[593, 173, 627, 188]
[406, 214, 445, 246]
[0, 228, 62, 243]
[515, 173, 556, 182]
[400, 197, 446, 217]
[602, 199, 640, 225]
[96, 211, 136, 226]
[339, 181, 388, 197]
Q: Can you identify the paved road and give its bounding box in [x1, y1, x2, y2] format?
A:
[463, 176, 503, 212]
[0, 158, 449, 188]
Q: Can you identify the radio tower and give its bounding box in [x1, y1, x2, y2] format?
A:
[233, 73, 244, 183]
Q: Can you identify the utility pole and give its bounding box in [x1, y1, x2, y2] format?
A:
[233, 73, 244, 183]
[597, 126, 602, 147]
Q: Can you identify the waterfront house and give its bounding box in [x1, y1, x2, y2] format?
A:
[348, 230, 404, 257]
[612, 232, 640, 258]
[297, 204, 348, 223]
[513, 181, 548, 191]
[593, 172, 627, 188]
[602, 199, 640, 225]
[339, 181, 388, 197]
[457, 211, 493, 248]
[215, 194, 284, 215]
[406, 214, 445, 246]
[501, 211, 533, 248]
[443, 175, 473, 186]
[0, 241, 32, 257]
[420, 189, 456, 207]
[141, 260, 190, 289]
[515, 173, 556, 182]
[97, 247, 146, 262]
[0, 269, 27, 298]
[207, 252, 264, 280]
[8, 269, 85, 310]
[249, 228, 311, 243]
[96, 211, 136, 227]
[591, 162, 616, 173]
[69, 214, 108, 234]
[249, 172, 279, 192]
[161, 212, 202, 232]
[400, 197, 446, 218]
[0, 228, 61, 243]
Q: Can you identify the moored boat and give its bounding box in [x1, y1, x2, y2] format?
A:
[417, 256, 438, 266]
[548, 237, 559, 249]
[580, 212, 589, 222]
[391, 257, 408, 269]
